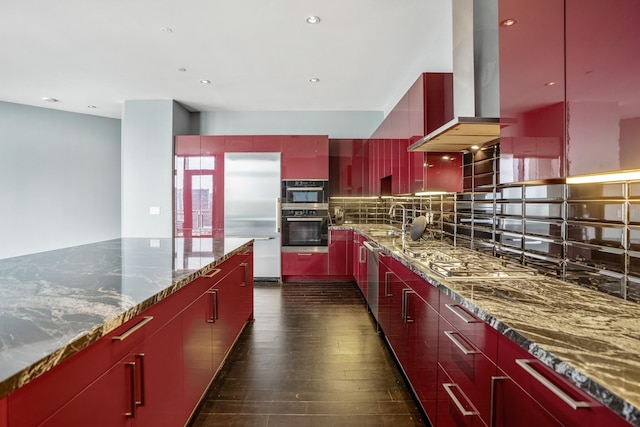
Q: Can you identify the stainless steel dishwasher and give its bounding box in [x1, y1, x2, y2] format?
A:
[363, 240, 382, 320]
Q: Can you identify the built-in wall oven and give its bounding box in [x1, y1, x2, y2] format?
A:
[281, 207, 329, 252]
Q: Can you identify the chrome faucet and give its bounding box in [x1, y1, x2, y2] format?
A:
[388, 203, 407, 252]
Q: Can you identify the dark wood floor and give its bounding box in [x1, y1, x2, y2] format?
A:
[189, 282, 426, 427]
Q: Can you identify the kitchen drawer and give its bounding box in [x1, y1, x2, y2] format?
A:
[282, 251, 329, 276]
[439, 292, 498, 362]
[436, 363, 488, 427]
[497, 336, 630, 427]
[382, 253, 439, 309]
[438, 316, 497, 425]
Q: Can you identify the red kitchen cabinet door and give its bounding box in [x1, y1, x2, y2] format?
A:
[498, 0, 566, 183]
[329, 139, 354, 196]
[40, 355, 134, 427]
[565, 0, 640, 176]
[282, 252, 328, 277]
[328, 230, 350, 276]
[281, 135, 329, 179]
[351, 139, 365, 195]
[438, 294, 498, 362]
[133, 320, 184, 426]
[394, 139, 411, 195]
[438, 315, 497, 426]
[378, 259, 411, 364]
[0, 397, 6, 427]
[497, 336, 630, 427]
[436, 364, 488, 427]
[409, 139, 426, 193]
[352, 234, 367, 294]
[254, 135, 282, 153]
[491, 370, 563, 427]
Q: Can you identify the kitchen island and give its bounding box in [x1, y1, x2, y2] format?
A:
[344, 224, 640, 426]
[0, 237, 254, 426]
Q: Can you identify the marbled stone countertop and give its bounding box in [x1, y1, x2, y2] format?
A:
[0, 237, 252, 399]
[338, 224, 640, 426]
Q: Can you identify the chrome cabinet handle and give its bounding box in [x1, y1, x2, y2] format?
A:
[516, 359, 592, 410]
[135, 354, 146, 407]
[445, 304, 479, 323]
[202, 268, 222, 278]
[384, 271, 393, 297]
[276, 198, 281, 233]
[241, 262, 249, 286]
[444, 330, 479, 355]
[490, 376, 508, 427]
[125, 362, 136, 418]
[402, 288, 414, 323]
[443, 383, 477, 417]
[207, 289, 219, 323]
[359, 246, 366, 263]
[112, 316, 154, 341]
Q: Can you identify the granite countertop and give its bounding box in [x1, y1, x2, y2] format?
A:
[338, 224, 640, 426]
[0, 237, 252, 399]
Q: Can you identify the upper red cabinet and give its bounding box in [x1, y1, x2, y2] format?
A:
[498, 0, 566, 183]
[281, 135, 329, 179]
[565, 0, 640, 176]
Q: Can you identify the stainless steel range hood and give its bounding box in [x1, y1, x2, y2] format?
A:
[409, 0, 500, 153]
[407, 116, 500, 152]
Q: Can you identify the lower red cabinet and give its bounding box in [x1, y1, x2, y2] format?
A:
[497, 337, 630, 427]
[352, 234, 367, 294]
[436, 364, 487, 427]
[491, 370, 563, 427]
[328, 230, 351, 276]
[282, 252, 329, 278]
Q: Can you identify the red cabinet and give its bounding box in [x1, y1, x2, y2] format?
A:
[565, 0, 640, 176]
[352, 234, 367, 294]
[0, 398, 6, 427]
[498, 0, 566, 183]
[281, 135, 329, 179]
[281, 252, 328, 279]
[328, 229, 351, 277]
[497, 336, 630, 427]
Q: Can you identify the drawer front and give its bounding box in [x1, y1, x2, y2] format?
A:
[497, 336, 629, 427]
[438, 316, 497, 425]
[436, 364, 488, 427]
[439, 292, 498, 362]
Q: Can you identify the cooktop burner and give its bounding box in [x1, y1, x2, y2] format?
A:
[420, 248, 538, 280]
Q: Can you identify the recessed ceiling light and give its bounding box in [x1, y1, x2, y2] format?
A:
[545, 81, 557, 86]
[309, 78, 320, 83]
[42, 97, 59, 103]
[87, 105, 96, 109]
[161, 27, 173, 33]
[178, 67, 187, 72]
[200, 79, 211, 84]
[500, 18, 517, 27]
[470, 145, 480, 150]
[306, 16, 321, 24]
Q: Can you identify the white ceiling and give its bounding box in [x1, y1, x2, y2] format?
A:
[0, 0, 453, 120]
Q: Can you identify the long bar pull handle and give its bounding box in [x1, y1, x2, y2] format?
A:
[490, 376, 508, 427]
[444, 330, 479, 355]
[445, 304, 479, 323]
[442, 383, 477, 417]
[124, 362, 136, 418]
[516, 359, 592, 409]
[385, 271, 393, 297]
[112, 316, 154, 341]
[241, 263, 249, 286]
[202, 268, 222, 278]
[213, 289, 219, 321]
[135, 354, 146, 407]
[359, 245, 366, 263]
[402, 288, 414, 323]
[276, 197, 281, 233]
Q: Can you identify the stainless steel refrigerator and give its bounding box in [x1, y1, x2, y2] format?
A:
[224, 152, 281, 280]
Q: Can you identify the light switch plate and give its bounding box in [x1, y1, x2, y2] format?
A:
[149, 206, 160, 215]
[149, 239, 160, 248]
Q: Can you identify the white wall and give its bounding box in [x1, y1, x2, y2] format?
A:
[121, 100, 195, 238]
[199, 110, 383, 138]
[0, 101, 121, 259]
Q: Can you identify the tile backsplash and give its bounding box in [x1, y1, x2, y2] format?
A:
[330, 181, 640, 303]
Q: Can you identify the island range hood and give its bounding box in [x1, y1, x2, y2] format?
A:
[408, 0, 500, 153]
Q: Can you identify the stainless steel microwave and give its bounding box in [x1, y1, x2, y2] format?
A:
[281, 180, 328, 209]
